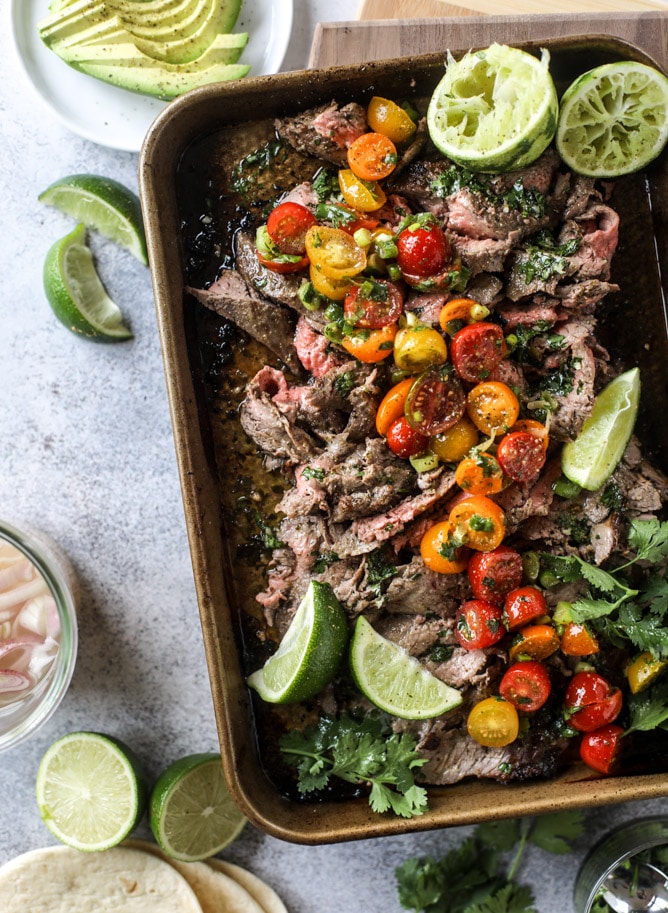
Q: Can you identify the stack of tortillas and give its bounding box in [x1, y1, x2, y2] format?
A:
[0, 839, 288, 913]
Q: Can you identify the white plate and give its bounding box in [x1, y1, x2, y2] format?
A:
[9, 0, 294, 153]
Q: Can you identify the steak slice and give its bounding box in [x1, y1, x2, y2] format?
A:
[275, 100, 367, 167]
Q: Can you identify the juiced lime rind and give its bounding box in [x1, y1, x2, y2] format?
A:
[43, 223, 133, 341]
[35, 731, 148, 852]
[427, 43, 559, 173]
[350, 616, 463, 720]
[556, 62, 668, 178]
[561, 367, 640, 492]
[39, 173, 148, 264]
[247, 580, 348, 703]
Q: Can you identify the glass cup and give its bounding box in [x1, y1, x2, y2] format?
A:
[0, 519, 79, 751]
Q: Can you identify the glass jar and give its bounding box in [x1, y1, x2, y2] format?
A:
[0, 519, 78, 751]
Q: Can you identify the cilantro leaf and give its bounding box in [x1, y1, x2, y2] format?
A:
[475, 819, 522, 853]
[464, 882, 537, 913]
[616, 603, 668, 659]
[396, 856, 445, 912]
[528, 810, 585, 854]
[628, 518, 668, 563]
[626, 678, 668, 734]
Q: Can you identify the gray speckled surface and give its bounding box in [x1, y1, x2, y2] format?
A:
[1, 3, 667, 912]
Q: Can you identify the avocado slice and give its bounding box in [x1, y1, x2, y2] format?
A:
[61, 31, 249, 69]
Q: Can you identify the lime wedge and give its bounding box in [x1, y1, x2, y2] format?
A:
[35, 731, 148, 852]
[149, 753, 246, 862]
[556, 61, 668, 178]
[350, 616, 462, 720]
[43, 223, 133, 341]
[247, 580, 348, 703]
[427, 43, 558, 173]
[561, 367, 640, 491]
[39, 173, 148, 265]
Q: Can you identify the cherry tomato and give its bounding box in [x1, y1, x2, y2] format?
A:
[266, 201, 317, 255]
[386, 416, 429, 459]
[376, 378, 414, 437]
[467, 546, 524, 605]
[393, 324, 448, 373]
[429, 417, 479, 463]
[561, 622, 600, 657]
[504, 586, 548, 631]
[496, 431, 547, 484]
[510, 418, 550, 451]
[343, 279, 404, 329]
[367, 96, 417, 143]
[449, 494, 506, 552]
[338, 168, 387, 212]
[397, 223, 451, 279]
[467, 381, 520, 436]
[564, 671, 623, 733]
[257, 252, 309, 274]
[305, 225, 366, 279]
[420, 520, 469, 575]
[309, 265, 351, 301]
[508, 624, 560, 662]
[579, 725, 624, 775]
[404, 365, 466, 436]
[467, 697, 519, 748]
[439, 297, 490, 335]
[341, 324, 398, 363]
[455, 452, 504, 496]
[455, 599, 506, 651]
[450, 322, 507, 383]
[347, 132, 398, 182]
[499, 661, 552, 712]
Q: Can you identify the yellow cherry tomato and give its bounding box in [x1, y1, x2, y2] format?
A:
[467, 381, 520, 436]
[341, 324, 398, 363]
[309, 264, 351, 301]
[393, 324, 448, 373]
[338, 168, 387, 213]
[367, 96, 417, 144]
[626, 652, 668, 694]
[376, 377, 414, 436]
[305, 225, 366, 280]
[429, 417, 479, 463]
[467, 697, 519, 748]
[448, 494, 506, 552]
[420, 520, 468, 575]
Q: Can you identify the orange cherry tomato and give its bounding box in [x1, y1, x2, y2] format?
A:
[420, 520, 468, 575]
[341, 323, 398, 363]
[439, 297, 490, 335]
[366, 96, 417, 144]
[508, 624, 560, 662]
[454, 452, 505, 496]
[376, 377, 414, 436]
[309, 264, 351, 301]
[448, 494, 506, 552]
[467, 381, 520, 436]
[347, 132, 398, 182]
[467, 697, 519, 748]
[429, 417, 479, 463]
[305, 225, 366, 279]
[510, 418, 550, 451]
[561, 621, 600, 656]
[338, 169, 387, 212]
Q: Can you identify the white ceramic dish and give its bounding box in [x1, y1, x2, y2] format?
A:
[9, 0, 294, 153]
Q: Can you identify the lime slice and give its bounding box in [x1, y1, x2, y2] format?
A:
[556, 61, 668, 178]
[35, 731, 148, 852]
[561, 367, 640, 491]
[350, 616, 462, 720]
[427, 43, 558, 173]
[149, 753, 246, 862]
[247, 580, 348, 703]
[39, 174, 148, 264]
[43, 222, 133, 341]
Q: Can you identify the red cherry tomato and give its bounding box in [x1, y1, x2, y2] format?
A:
[266, 201, 317, 255]
[404, 365, 466, 436]
[504, 586, 548, 631]
[256, 252, 309, 274]
[396, 223, 451, 278]
[580, 724, 624, 775]
[496, 431, 547, 484]
[454, 599, 506, 651]
[564, 671, 623, 733]
[386, 416, 429, 459]
[450, 322, 507, 383]
[499, 661, 552, 712]
[467, 546, 524, 605]
[343, 279, 404, 329]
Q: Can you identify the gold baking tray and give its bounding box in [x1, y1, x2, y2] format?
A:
[139, 35, 668, 844]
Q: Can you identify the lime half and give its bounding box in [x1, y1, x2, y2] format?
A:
[35, 731, 148, 852]
[43, 223, 133, 341]
[427, 43, 558, 173]
[149, 753, 246, 862]
[247, 580, 348, 703]
[561, 367, 640, 491]
[556, 61, 668, 178]
[39, 174, 148, 265]
[350, 616, 462, 720]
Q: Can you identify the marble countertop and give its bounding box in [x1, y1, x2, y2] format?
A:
[1, 2, 666, 911]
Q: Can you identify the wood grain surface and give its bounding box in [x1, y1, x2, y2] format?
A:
[359, 0, 667, 18]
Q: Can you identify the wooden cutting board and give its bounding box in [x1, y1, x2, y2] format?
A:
[310, 7, 668, 71]
[359, 0, 667, 16]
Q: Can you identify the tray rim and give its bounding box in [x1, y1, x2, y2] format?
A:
[139, 34, 668, 844]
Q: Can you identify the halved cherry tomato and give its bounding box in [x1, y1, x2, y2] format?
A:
[376, 378, 414, 436]
[467, 545, 524, 605]
[429, 416, 479, 463]
[454, 599, 506, 651]
[420, 520, 469, 575]
[386, 416, 429, 459]
[508, 624, 560, 662]
[309, 265, 351, 301]
[467, 697, 519, 747]
[305, 225, 366, 279]
[341, 324, 398, 363]
[564, 671, 623, 733]
[580, 725, 624, 775]
[266, 201, 317, 255]
[510, 418, 550, 451]
[367, 96, 417, 144]
[439, 297, 490, 335]
[449, 494, 506, 552]
[496, 431, 546, 484]
[393, 324, 447, 373]
[467, 381, 520, 436]
[396, 222, 451, 279]
[338, 169, 387, 212]
[343, 278, 404, 329]
[455, 452, 504, 495]
[450, 323, 507, 383]
[499, 661, 552, 712]
[405, 365, 466, 436]
[347, 132, 398, 182]
[257, 252, 309, 274]
[504, 586, 548, 631]
[561, 622, 600, 657]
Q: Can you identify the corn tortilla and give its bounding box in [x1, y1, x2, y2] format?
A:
[208, 858, 289, 913]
